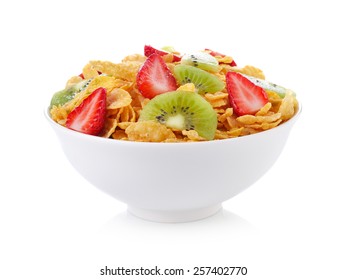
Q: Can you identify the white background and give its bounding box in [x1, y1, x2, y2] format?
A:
[1, 0, 345, 279]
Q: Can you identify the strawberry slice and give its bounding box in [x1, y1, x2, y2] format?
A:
[144, 45, 181, 62]
[226, 72, 268, 116]
[205, 48, 237, 66]
[66, 87, 107, 135]
[136, 53, 177, 99]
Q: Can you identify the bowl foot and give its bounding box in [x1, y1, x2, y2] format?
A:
[127, 204, 222, 223]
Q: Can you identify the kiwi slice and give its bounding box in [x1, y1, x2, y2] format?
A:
[181, 51, 219, 72]
[50, 79, 91, 108]
[139, 91, 217, 140]
[161, 46, 177, 53]
[174, 64, 225, 94]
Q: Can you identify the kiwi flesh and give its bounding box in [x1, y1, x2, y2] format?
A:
[50, 79, 91, 108]
[181, 51, 219, 72]
[174, 65, 224, 94]
[139, 91, 217, 140]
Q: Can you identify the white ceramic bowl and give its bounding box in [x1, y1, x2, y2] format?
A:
[45, 104, 301, 222]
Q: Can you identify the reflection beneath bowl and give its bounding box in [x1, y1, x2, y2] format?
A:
[100, 207, 255, 238]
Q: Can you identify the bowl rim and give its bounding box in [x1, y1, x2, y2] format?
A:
[44, 101, 302, 146]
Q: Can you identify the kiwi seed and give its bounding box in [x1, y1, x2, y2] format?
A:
[181, 51, 219, 72]
[139, 90, 217, 140]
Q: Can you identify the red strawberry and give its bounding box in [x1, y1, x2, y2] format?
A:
[226, 72, 268, 116]
[66, 87, 107, 135]
[136, 53, 177, 99]
[205, 48, 237, 66]
[144, 45, 181, 62]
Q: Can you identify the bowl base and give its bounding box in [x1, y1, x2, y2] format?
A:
[127, 204, 222, 223]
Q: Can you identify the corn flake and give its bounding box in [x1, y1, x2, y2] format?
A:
[89, 60, 142, 81]
[256, 102, 272, 116]
[125, 121, 176, 142]
[111, 129, 128, 140]
[278, 92, 296, 121]
[177, 83, 196, 92]
[107, 88, 132, 109]
[182, 130, 206, 141]
[230, 65, 265, 79]
[82, 63, 100, 79]
[204, 92, 229, 108]
[99, 118, 118, 138]
[66, 76, 83, 88]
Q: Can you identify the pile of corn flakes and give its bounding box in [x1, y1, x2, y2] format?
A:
[50, 49, 299, 142]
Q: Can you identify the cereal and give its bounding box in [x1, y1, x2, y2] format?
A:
[236, 112, 281, 125]
[61, 75, 121, 114]
[107, 88, 132, 109]
[204, 92, 229, 108]
[256, 113, 282, 124]
[236, 115, 257, 125]
[85, 75, 123, 95]
[99, 118, 118, 138]
[227, 127, 244, 137]
[245, 119, 282, 130]
[111, 129, 128, 140]
[177, 83, 196, 92]
[66, 76, 83, 88]
[218, 107, 234, 123]
[122, 54, 147, 63]
[230, 65, 265, 79]
[89, 60, 142, 81]
[117, 122, 133, 130]
[256, 102, 272, 116]
[108, 105, 137, 123]
[217, 55, 234, 64]
[278, 92, 296, 121]
[50, 105, 68, 125]
[125, 121, 176, 142]
[82, 63, 99, 79]
[49, 46, 299, 142]
[182, 130, 206, 141]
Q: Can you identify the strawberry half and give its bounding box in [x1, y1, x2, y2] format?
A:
[144, 45, 181, 62]
[205, 48, 237, 66]
[66, 87, 107, 135]
[136, 53, 177, 99]
[226, 72, 268, 116]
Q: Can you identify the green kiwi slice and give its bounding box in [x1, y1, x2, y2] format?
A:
[139, 91, 217, 140]
[50, 79, 91, 108]
[181, 51, 219, 72]
[174, 65, 225, 94]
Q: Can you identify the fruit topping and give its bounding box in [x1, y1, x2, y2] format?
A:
[205, 48, 237, 66]
[181, 51, 219, 72]
[136, 53, 178, 99]
[66, 87, 107, 135]
[144, 45, 181, 62]
[226, 72, 268, 116]
[241, 74, 295, 98]
[174, 64, 224, 94]
[139, 90, 217, 140]
[50, 79, 91, 108]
